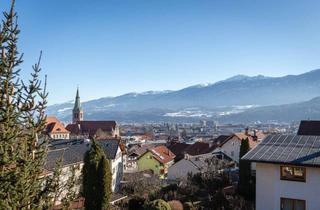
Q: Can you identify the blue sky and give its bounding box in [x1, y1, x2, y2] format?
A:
[2, 0, 320, 104]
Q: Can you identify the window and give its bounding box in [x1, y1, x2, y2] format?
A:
[280, 166, 306, 182]
[281, 198, 305, 210]
[231, 151, 234, 157]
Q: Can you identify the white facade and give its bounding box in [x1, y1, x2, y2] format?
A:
[46, 162, 83, 206]
[256, 162, 320, 210]
[214, 136, 241, 163]
[168, 159, 200, 180]
[110, 146, 123, 192]
[113, 125, 120, 138]
[50, 133, 70, 140]
[125, 154, 139, 172]
[49, 147, 123, 206]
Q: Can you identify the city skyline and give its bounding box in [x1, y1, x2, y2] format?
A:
[4, 0, 320, 104]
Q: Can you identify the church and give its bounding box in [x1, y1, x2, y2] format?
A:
[66, 88, 120, 139]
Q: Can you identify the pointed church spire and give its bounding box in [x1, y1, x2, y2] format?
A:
[73, 87, 83, 123]
[74, 87, 81, 111]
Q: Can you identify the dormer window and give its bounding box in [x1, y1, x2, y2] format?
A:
[280, 166, 306, 182]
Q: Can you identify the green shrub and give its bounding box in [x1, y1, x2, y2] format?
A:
[144, 199, 171, 210]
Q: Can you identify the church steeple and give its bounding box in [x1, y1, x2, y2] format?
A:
[72, 87, 83, 123]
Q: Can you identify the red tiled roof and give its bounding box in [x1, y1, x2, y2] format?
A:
[220, 131, 266, 149]
[45, 116, 69, 134]
[66, 121, 117, 137]
[185, 142, 209, 156]
[149, 145, 175, 164]
[65, 123, 80, 134]
[168, 142, 190, 156]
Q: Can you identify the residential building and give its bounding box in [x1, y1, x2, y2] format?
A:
[45, 138, 124, 205]
[167, 155, 209, 180]
[184, 142, 211, 156]
[45, 140, 88, 205]
[214, 129, 265, 163]
[168, 142, 213, 158]
[137, 145, 175, 179]
[45, 116, 70, 139]
[98, 139, 124, 192]
[125, 144, 155, 172]
[243, 133, 320, 210]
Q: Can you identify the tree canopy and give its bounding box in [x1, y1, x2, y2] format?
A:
[238, 138, 253, 200]
[83, 140, 112, 210]
[0, 1, 74, 209]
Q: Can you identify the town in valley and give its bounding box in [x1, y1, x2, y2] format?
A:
[1, 0, 319, 210]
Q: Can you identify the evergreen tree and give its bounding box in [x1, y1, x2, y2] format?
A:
[98, 156, 112, 210]
[0, 1, 72, 209]
[238, 138, 252, 200]
[83, 140, 112, 210]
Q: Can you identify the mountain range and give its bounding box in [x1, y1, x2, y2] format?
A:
[47, 69, 320, 123]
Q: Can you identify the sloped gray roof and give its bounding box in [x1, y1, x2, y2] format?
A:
[45, 139, 120, 171]
[242, 134, 320, 167]
[97, 139, 120, 159]
[168, 156, 211, 180]
[128, 144, 155, 157]
[45, 143, 89, 171]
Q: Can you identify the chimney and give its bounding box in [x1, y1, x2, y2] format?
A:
[253, 130, 258, 141]
[245, 127, 249, 136]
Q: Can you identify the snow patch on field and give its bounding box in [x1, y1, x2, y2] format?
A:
[57, 107, 72, 113]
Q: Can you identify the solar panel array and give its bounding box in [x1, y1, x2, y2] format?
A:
[242, 134, 320, 167]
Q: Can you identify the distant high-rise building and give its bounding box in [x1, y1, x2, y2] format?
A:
[72, 88, 83, 123]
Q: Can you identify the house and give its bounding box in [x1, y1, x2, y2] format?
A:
[213, 135, 232, 145]
[125, 144, 155, 172]
[66, 88, 120, 139]
[213, 129, 265, 163]
[167, 155, 210, 180]
[242, 133, 320, 210]
[45, 138, 124, 205]
[168, 142, 213, 158]
[184, 142, 210, 156]
[98, 139, 124, 191]
[45, 140, 89, 205]
[137, 145, 175, 179]
[45, 116, 70, 139]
